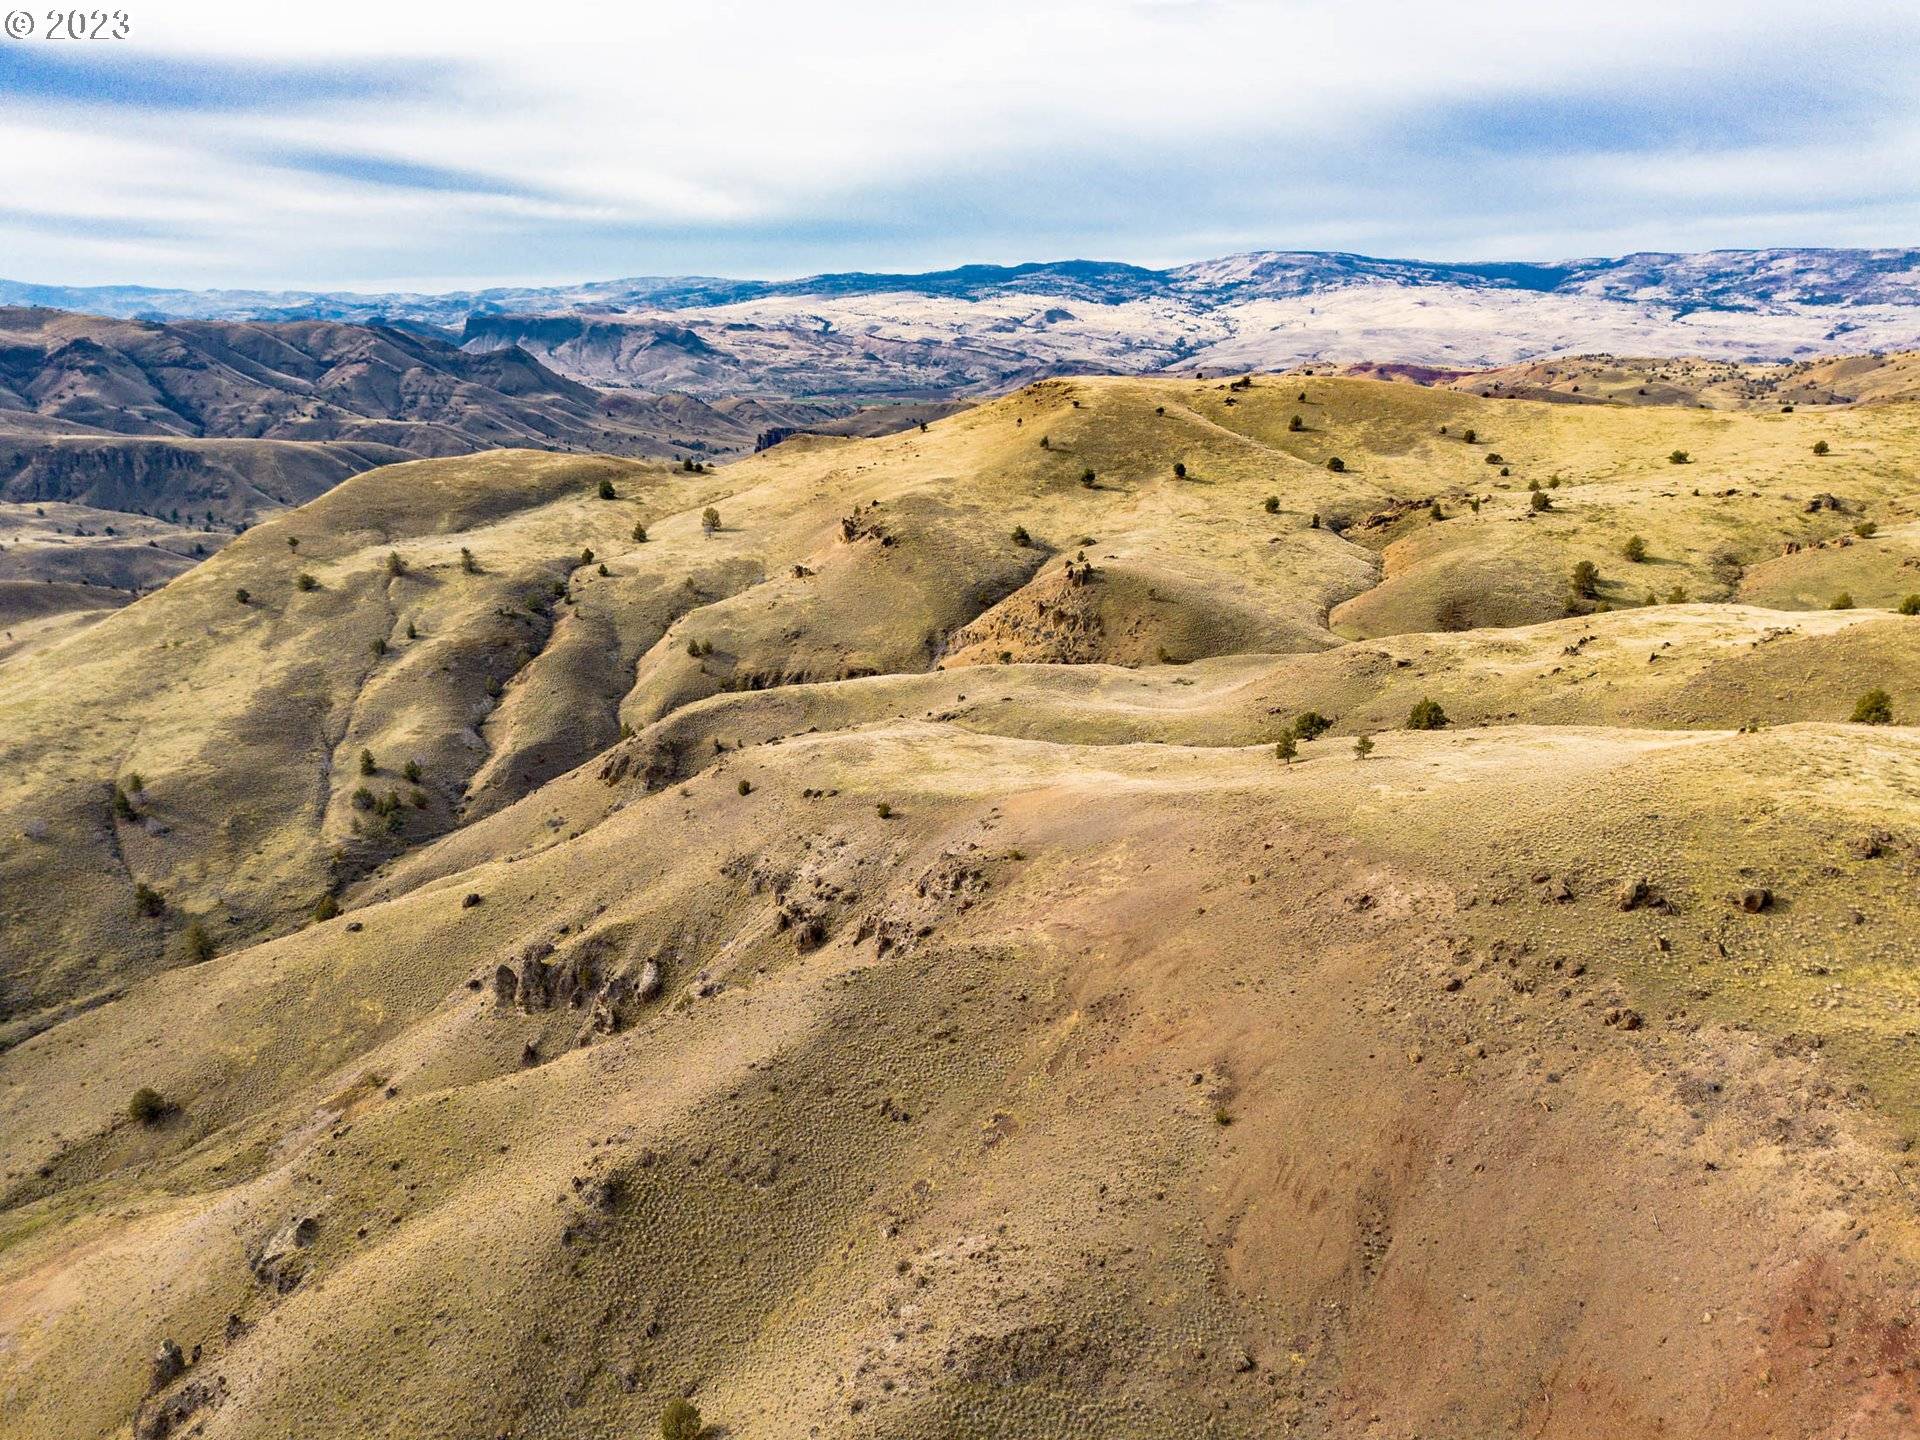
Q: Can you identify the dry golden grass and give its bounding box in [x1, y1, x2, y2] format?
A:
[3, 373, 1920, 1440]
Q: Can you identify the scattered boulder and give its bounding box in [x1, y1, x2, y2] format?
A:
[251, 1213, 320, 1292]
[1739, 887, 1774, 914]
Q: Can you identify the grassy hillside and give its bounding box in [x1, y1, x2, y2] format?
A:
[2, 373, 1918, 1439]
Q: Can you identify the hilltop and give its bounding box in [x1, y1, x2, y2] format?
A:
[1, 372, 1918, 1439]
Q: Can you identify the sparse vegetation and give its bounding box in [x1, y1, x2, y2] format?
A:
[1264, 495, 1280, 513]
[701, 507, 721, 535]
[1406, 697, 1449, 730]
[1669, 450, 1691, 465]
[296, 572, 318, 591]
[1010, 525, 1032, 547]
[659, 1398, 702, 1440]
[597, 478, 617, 499]
[182, 919, 215, 964]
[128, 1087, 170, 1125]
[1831, 591, 1855, 610]
[1900, 594, 1920, 616]
[875, 801, 893, 819]
[1289, 414, 1304, 432]
[387, 551, 407, 577]
[1530, 490, 1550, 513]
[360, 749, 377, 776]
[461, 546, 478, 573]
[1851, 688, 1893, 724]
[133, 881, 164, 917]
[1291, 711, 1332, 740]
[1622, 534, 1647, 562]
[403, 759, 422, 783]
[234, 587, 250, 605]
[1571, 560, 1599, 599]
[632, 522, 648, 543]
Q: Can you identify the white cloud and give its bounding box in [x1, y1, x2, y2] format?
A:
[7, 0, 1919, 286]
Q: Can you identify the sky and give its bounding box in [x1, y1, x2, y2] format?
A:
[2, 0, 1918, 291]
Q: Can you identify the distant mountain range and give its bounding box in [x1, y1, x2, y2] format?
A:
[10, 247, 1920, 325]
[10, 247, 1915, 402]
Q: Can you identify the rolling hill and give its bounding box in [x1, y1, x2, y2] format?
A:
[2, 372, 1918, 1439]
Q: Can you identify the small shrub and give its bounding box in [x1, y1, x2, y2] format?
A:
[1406, 697, 1449, 730]
[659, 1398, 702, 1440]
[1264, 495, 1279, 514]
[1288, 414, 1304, 432]
[1571, 560, 1599, 599]
[1326, 457, 1346, 472]
[129, 1087, 169, 1125]
[182, 919, 215, 964]
[234, 587, 250, 605]
[296, 572, 318, 591]
[1353, 733, 1375, 758]
[371, 637, 387, 657]
[1669, 450, 1690, 465]
[1667, 585, 1689, 604]
[286, 536, 300, 551]
[1851, 688, 1893, 724]
[1813, 440, 1830, 456]
[387, 551, 407, 577]
[1010, 525, 1031, 547]
[737, 779, 752, 796]
[630, 522, 647, 544]
[113, 786, 138, 821]
[875, 801, 893, 819]
[134, 881, 164, 917]
[1484, 452, 1503, 465]
[402, 759, 422, 783]
[1038, 435, 1050, 449]
[461, 546, 478, 573]
[1899, 594, 1920, 616]
[1081, 469, 1096, 488]
[1172, 461, 1187, 478]
[598, 563, 610, 576]
[406, 620, 418, 639]
[359, 749, 377, 776]
[351, 785, 374, 810]
[1622, 535, 1647, 562]
[1529, 491, 1550, 513]
[1274, 733, 1297, 764]
[701, 507, 721, 535]
[1831, 591, 1855, 610]
[313, 894, 340, 921]
[1462, 428, 1477, 444]
[1428, 502, 1445, 521]
[597, 478, 617, 500]
[1854, 520, 1877, 539]
[1291, 711, 1332, 740]
[580, 547, 595, 564]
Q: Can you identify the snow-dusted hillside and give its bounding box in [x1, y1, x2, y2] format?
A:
[8, 248, 1920, 400]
